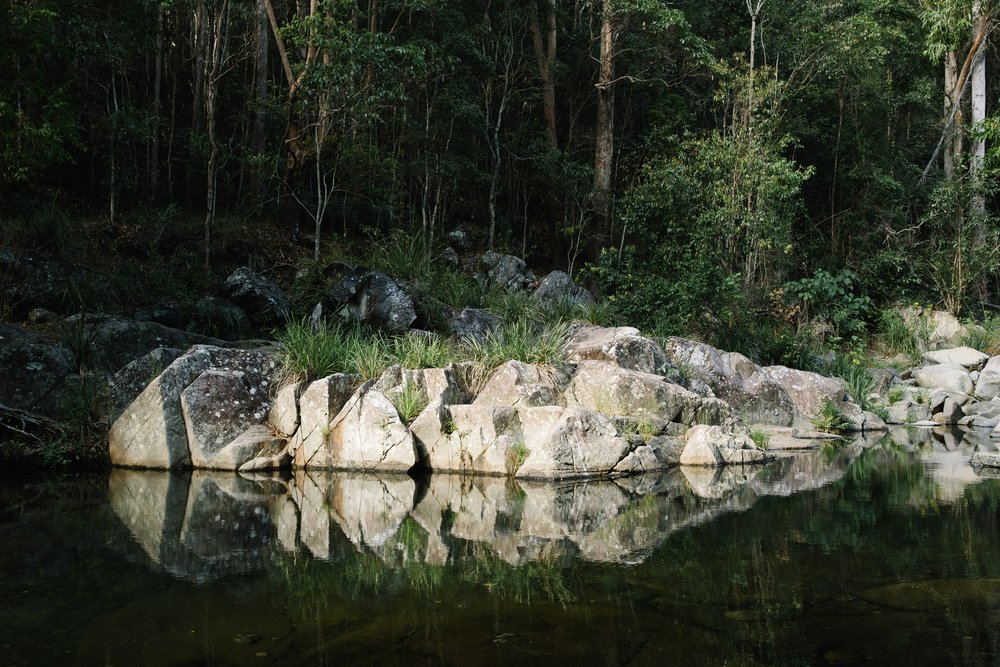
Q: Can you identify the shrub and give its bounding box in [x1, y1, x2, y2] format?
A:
[783, 269, 872, 339]
[749, 428, 770, 450]
[811, 400, 854, 434]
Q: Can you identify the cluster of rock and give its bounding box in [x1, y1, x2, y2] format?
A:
[884, 347, 1000, 436]
[109, 325, 783, 478]
[658, 337, 888, 433]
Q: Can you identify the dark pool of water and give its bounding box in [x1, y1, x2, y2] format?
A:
[3, 430, 1000, 666]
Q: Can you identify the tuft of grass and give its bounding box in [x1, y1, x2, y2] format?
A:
[887, 386, 906, 404]
[959, 316, 1000, 355]
[811, 400, 854, 434]
[347, 333, 391, 382]
[58, 315, 107, 372]
[506, 441, 531, 472]
[391, 384, 429, 424]
[484, 289, 541, 324]
[467, 320, 570, 368]
[275, 319, 354, 386]
[749, 428, 770, 450]
[871, 405, 890, 422]
[389, 332, 457, 369]
[837, 364, 877, 411]
[577, 300, 616, 326]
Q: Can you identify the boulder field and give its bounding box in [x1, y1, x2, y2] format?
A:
[108, 324, 903, 479]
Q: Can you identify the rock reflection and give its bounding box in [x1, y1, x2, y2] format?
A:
[110, 436, 996, 583]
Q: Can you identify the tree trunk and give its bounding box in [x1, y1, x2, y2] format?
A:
[590, 0, 615, 261]
[528, 0, 558, 151]
[149, 5, 164, 202]
[944, 50, 959, 180]
[971, 1, 987, 214]
[252, 0, 268, 156]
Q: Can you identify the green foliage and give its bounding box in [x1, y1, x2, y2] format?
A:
[388, 333, 457, 370]
[811, 400, 855, 434]
[783, 269, 872, 339]
[749, 429, 770, 451]
[274, 319, 354, 386]
[467, 320, 570, 368]
[887, 386, 906, 404]
[876, 310, 925, 362]
[836, 364, 877, 412]
[959, 316, 1000, 354]
[390, 384, 428, 425]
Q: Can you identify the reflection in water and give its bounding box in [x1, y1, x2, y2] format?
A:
[9, 432, 1000, 666]
[109, 445, 873, 583]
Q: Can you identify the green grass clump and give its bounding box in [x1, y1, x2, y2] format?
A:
[275, 319, 354, 385]
[959, 316, 1000, 354]
[886, 386, 906, 404]
[749, 428, 770, 450]
[391, 384, 429, 424]
[468, 320, 570, 368]
[811, 400, 855, 434]
[389, 332, 458, 369]
[837, 364, 877, 411]
[876, 310, 925, 363]
[484, 289, 541, 324]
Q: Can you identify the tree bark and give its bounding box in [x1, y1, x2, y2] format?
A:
[591, 0, 615, 260]
[528, 0, 558, 150]
[252, 0, 268, 156]
[971, 1, 987, 212]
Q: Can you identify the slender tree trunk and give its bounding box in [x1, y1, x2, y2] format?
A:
[204, 1, 229, 275]
[944, 50, 959, 180]
[972, 1, 987, 214]
[528, 0, 558, 151]
[252, 0, 268, 156]
[149, 5, 164, 202]
[591, 0, 615, 260]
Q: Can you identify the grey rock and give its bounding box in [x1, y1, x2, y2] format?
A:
[108, 345, 275, 469]
[764, 365, 847, 426]
[27, 308, 59, 324]
[567, 324, 672, 376]
[0, 323, 74, 417]
[449, 307, 501, 344]
[180, 369, 271, 468]
[268, 382, 302, 437]
[975, 357, 1000, 400]
[474, 360, 565, 408]
[532, 270, 595, 309]
[476, 251, 535, 291]
[326, 270, 416, 333]
[289, 374, 357, 467]
[323, 384, 417, 472]
[924, 346, 990, 370]
[888, 399, 932, 424]
[221, 267, 291, 326]
[515, 407, 630, 480]
[661, 337, 796, 426]
[679, 424, 769, 467]
[209, 424, 287, 470]
[102, 347, 183, 424]
[441, 247, 460, 266]
[915, 363, 975, 395]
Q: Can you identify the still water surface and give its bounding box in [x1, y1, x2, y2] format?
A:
[3, 429, 1000, 666]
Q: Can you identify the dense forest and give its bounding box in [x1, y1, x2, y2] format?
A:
[2, 0, 999, 354]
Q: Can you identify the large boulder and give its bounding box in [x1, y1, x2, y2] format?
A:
[563, 360, 731, 426]
[914, 363, 975, 395]
[448, 307, 501, 344]
[322, 384, 418, 472]
[211, 425, 288, 471]
[0, 323, 74, 417]
[108, 346, 275, 469]
[267, 382, 302, 437]
[473, 360, 565, 408]
[924, 347, 990, 370]
[566, 324, 671, 375]
[101, 347, 183, 424]
[515, 408, 631, 480]
[475, 251, 535, 291]
[289, 374, 357, 467]
[975, 357, 1000, 400]
[180, 370, 271, 468]
[888, 399, 932, 425]
[661, 337, 796, 427]
[900, 307, 962, 344]
[0, 250, 88, 317]
[221, 267, 291, 326]
[763, 365, 847, 427]
[60, 314, 222, 373]
[326, 269, 416, 333]
[532, 271, 594, 309]
[411, 404, 529, 475]
[679, 424, 770, 467]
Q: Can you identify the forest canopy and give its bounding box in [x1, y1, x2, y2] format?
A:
[2, 0, 998, 349]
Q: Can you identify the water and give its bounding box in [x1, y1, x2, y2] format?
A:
[3, 428, 1000, 666]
